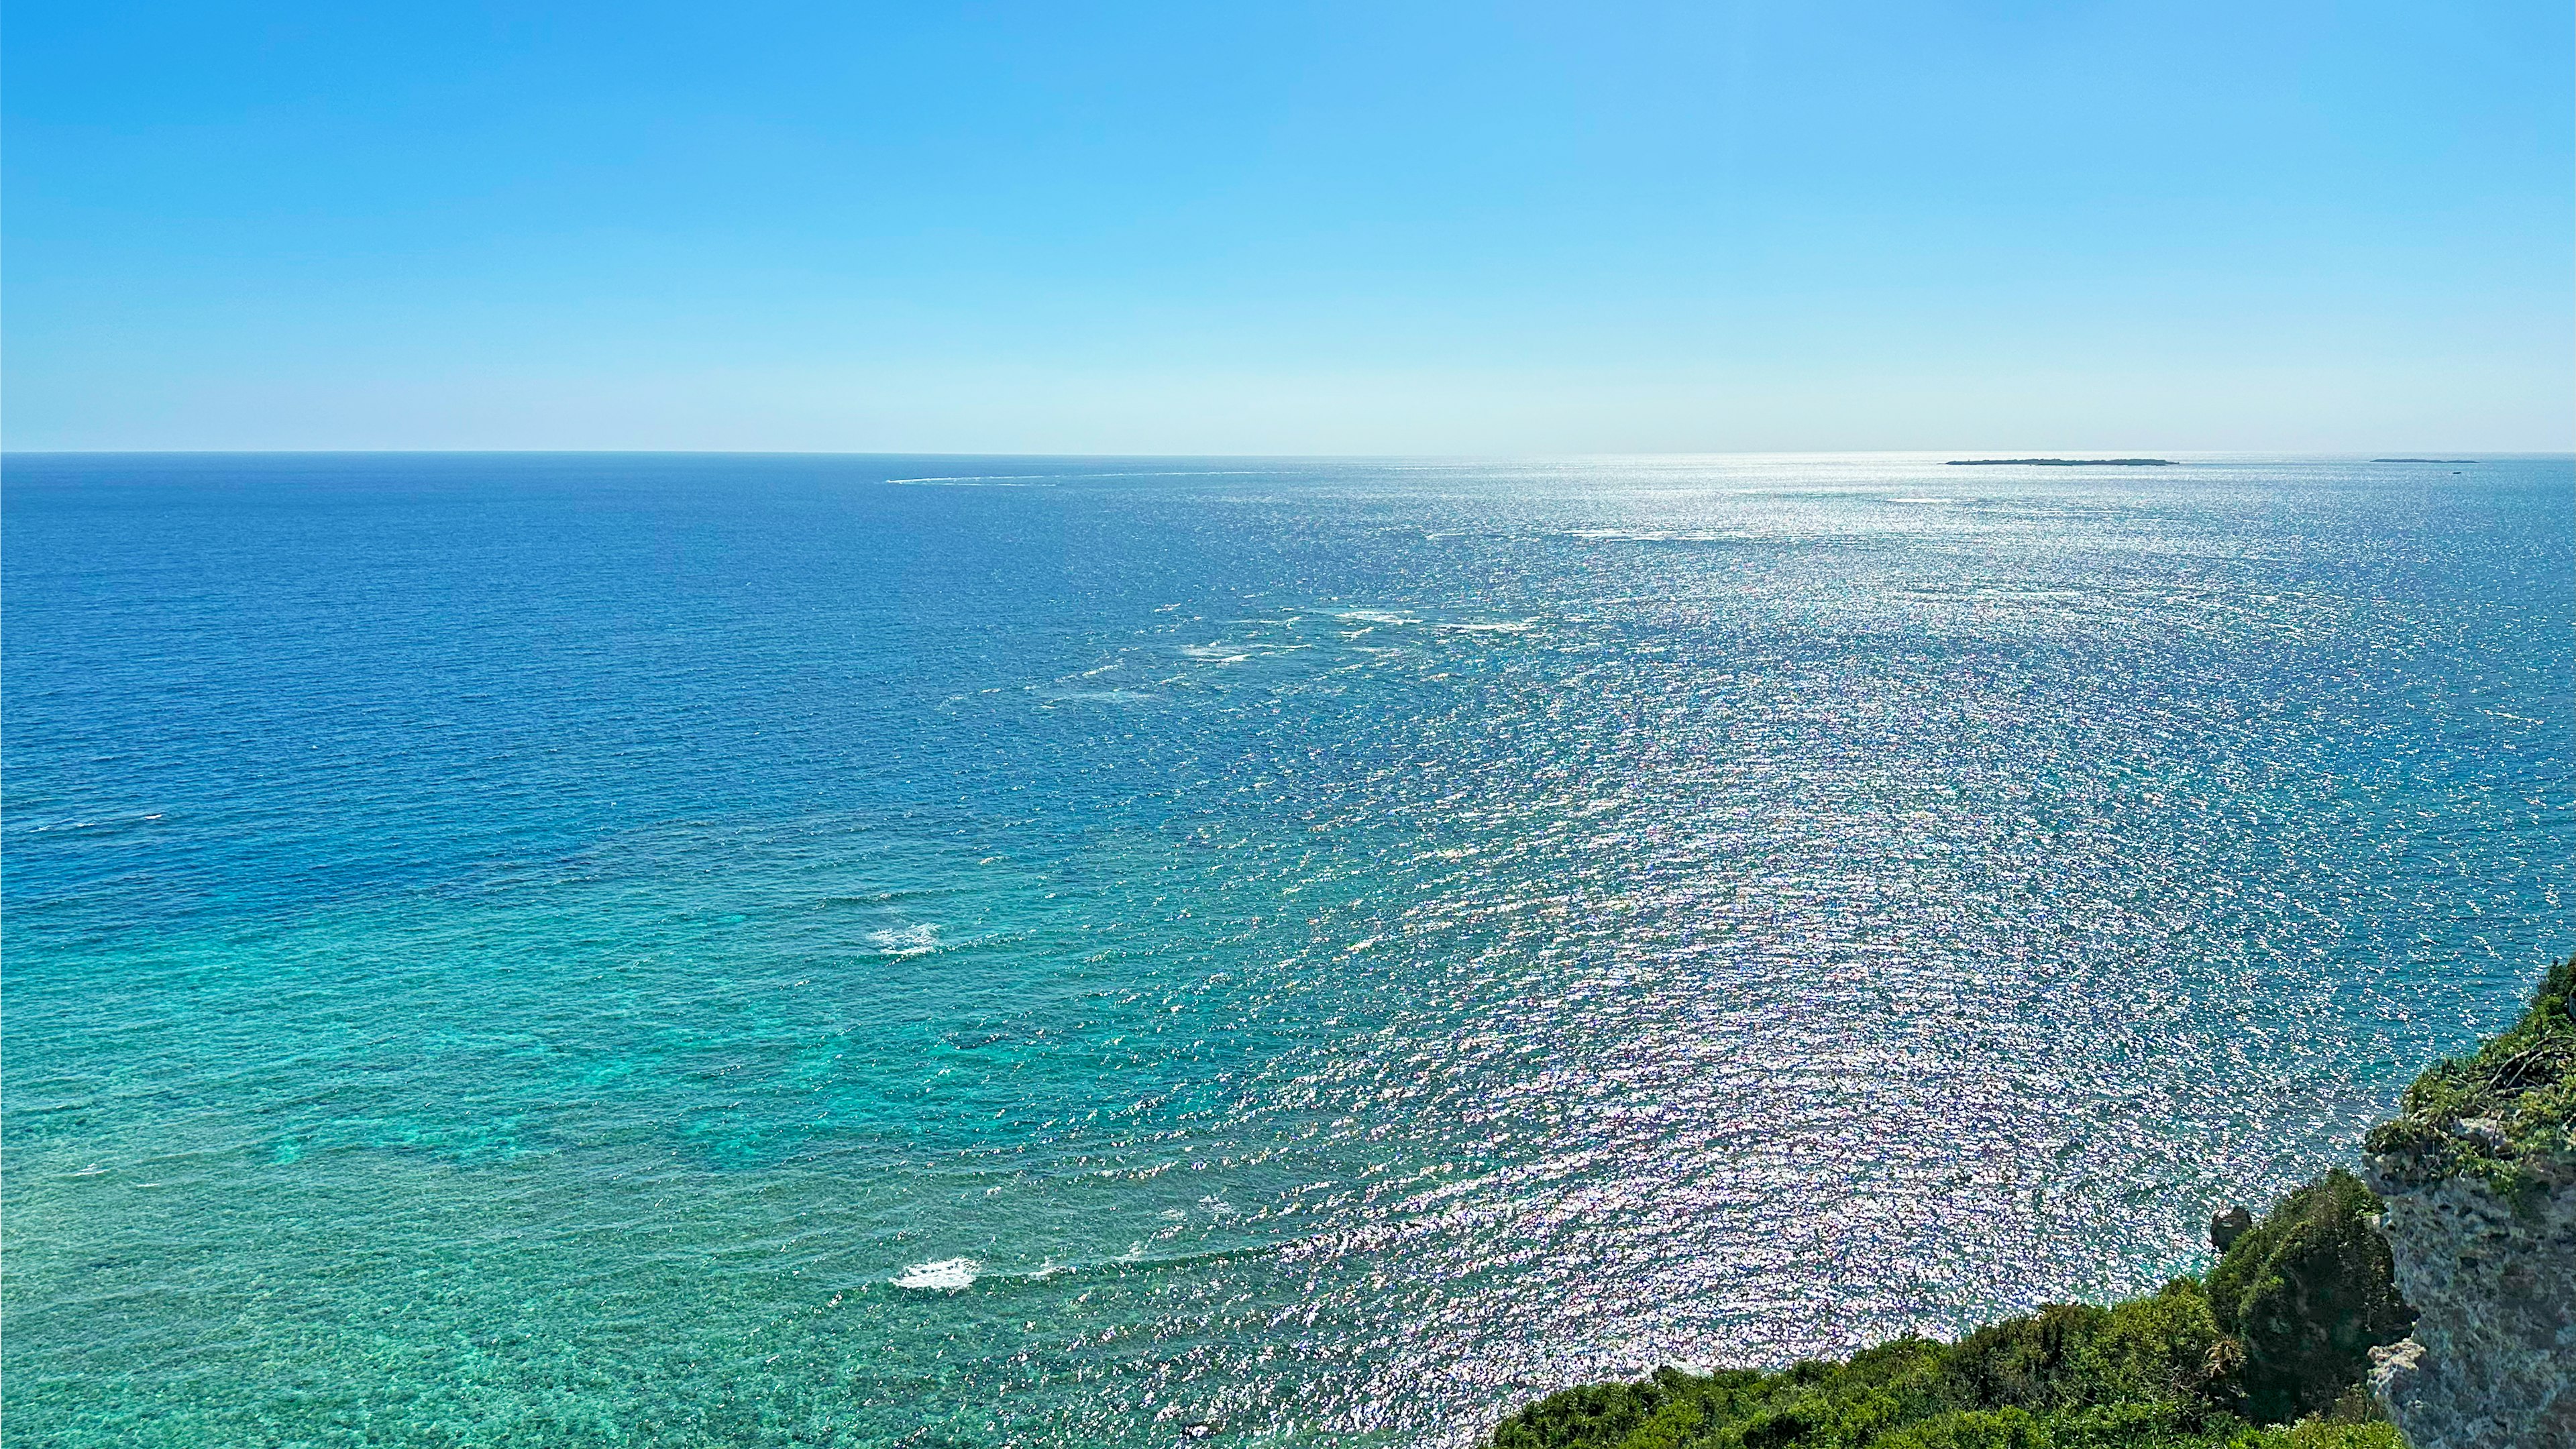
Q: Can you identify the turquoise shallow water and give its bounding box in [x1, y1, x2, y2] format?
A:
[4, 452, 2570, 1447]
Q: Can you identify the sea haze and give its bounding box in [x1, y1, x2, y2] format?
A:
[4, 452, 2569, 1446]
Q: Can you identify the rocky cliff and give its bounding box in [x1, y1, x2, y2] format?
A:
[1481, 954, 2576, 1449]
[2362, 955, 2576, 1449]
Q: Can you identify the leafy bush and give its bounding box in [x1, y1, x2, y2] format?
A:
[1487, 1191, 2407, 1449]
[2364, 952, 2576, 1192]
[2200, 1171, 2412, 1424]
[1487, 955, 2576, 1449]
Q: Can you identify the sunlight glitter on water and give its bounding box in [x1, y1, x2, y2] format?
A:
[3, 452, 2569, 1446]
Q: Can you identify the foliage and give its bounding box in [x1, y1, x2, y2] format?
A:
[2201, 1171, 2412, 1424]
[1487, 1199, 2408, 1449]
[2364, 952, 2576, 1193]
[1487, 953, 2576, 1449]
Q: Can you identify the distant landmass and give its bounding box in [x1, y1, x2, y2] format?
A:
[2371, 458, 2479, 464]
[1945, 457, 2176, 467]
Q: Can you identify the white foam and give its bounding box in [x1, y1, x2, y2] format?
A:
[867, 922, 941, 957]
[892, 1257, 981, 1291]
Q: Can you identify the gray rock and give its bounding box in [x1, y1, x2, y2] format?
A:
[2361, 1151, 2576, 1448]
[2210, 1203, 2253, 1252]
[2457, 1117, 2511, 1152]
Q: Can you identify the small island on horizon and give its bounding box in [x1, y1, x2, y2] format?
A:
[2371, 458, 2481, 464]
[1945, 457, 2177, 466]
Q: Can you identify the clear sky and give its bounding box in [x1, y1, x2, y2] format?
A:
[5, 1, 2570, 453]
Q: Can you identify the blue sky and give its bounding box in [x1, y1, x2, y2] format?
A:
[5, 1, 2569, 452]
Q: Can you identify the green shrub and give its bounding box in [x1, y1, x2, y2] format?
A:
[2269, 1424, 2405, 1449]
[1479, 957, 2576, 1449]
[1867, 1405, 2051, 1449]
[2202, 1170, 2412, 1423]
[2365, 952, 2576, 1187]
[1483, 1187, 2404, 1449]
[1939, 1281, 2230, 1418]
[1490, 1371, 1698, 1449]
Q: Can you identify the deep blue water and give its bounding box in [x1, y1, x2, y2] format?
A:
[5, 452, 2569, 1447]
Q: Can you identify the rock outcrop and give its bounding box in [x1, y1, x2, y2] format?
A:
[2204, 1169, 2414, 1424]
[2361, 955, 2576, 1449]
[1479, 953, 2576, 1449]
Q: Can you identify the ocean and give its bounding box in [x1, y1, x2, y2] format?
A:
[4, 452, 2568, 1446]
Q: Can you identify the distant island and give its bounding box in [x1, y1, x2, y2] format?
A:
[2370, 458, 2479, 464]
[1944, 458, 2176, 467]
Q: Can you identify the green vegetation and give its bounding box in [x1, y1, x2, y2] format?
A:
[1490, 1149, 2414, 1449]
[1487, 955, 2576, 1449]
[1487, 1277, 2402, 1448]
[1491, 1233, 2402, 1448]
[2363, 952, 2576, 1197]
[2201, 1172, 2411, 1424]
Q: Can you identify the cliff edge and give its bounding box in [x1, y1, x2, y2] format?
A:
[1483, 953, 2576, 1449]
[2361, 954, 2576, 1449]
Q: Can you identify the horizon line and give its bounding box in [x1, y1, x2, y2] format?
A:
[8, 447, 2572, 460]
